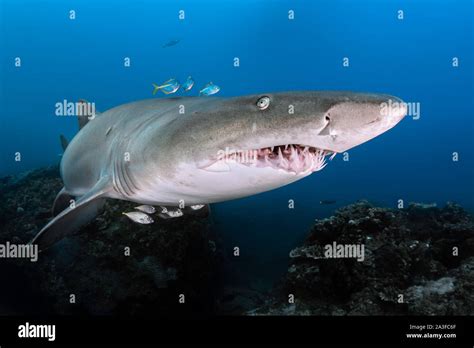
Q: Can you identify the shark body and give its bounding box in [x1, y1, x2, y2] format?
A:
[32, 91, 407, 250]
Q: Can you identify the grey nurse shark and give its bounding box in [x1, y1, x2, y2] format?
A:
[32, 91, 407, 250]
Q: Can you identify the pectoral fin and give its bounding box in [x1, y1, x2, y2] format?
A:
[31, 176, 112, 251]
[52, 187, 74, 216]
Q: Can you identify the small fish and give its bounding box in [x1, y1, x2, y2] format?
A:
[320, 200, 337, 205]
[199, 82, 220, 96]
[166, 209, 183, 218]
[152, 78, 180, 95]
[190, 204, 205, 210]
[134, 205, 156, 214]
[182, 76, 194, 92]
[162, 39, 180, 48]
[158, 207, 184, 219]
[123, 211, 154, 224]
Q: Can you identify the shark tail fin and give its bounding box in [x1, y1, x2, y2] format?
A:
[59, 134, 69, 151]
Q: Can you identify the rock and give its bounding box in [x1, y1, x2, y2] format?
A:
[251, 200, 474, 315]
[0, 167, 222, 316]
[217, 286, 267, 315]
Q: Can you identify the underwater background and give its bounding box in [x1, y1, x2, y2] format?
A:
[1, 0, 473, 292]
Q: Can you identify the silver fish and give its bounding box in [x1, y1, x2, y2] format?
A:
[190, 204, 205, 210]
[134, 205, 156, 214]
[152, 78, 180, 95]
[123, 211, 154, 224]
[158, 207, 183, 218]
[167, 209, 183, 218]
[199, 82, 220, 96]
[182, 76, 194, 92]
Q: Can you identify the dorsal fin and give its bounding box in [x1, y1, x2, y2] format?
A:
[77, 99, 101, 130]
[77, 99, 90, 130]
[59, 134, 69, 151]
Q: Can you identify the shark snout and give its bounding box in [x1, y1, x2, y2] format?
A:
[312, 93, 407, 153]
[377, 95, 408, 130]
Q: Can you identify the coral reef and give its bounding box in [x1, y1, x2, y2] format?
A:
[2, 167, 473, 317]
[251, 200, 474, 315]
[0, 166, 222, 316]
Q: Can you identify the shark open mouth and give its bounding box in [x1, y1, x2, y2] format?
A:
[213, 144, 337, 175]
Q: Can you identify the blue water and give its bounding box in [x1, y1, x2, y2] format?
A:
[1, 0, 473, 287]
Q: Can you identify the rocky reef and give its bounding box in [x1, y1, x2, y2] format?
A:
[0, 166, 222, 316]
[251, 200, 474, 315]
[1, 167, 473, 317]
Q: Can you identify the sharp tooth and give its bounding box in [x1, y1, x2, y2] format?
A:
[278, 147, 284, 161]
[290, 147, 298, 161]
[265, 155, 272, 166]
[312, 151, 328, 172]
[290, 148, 300, 172]
[280, 155, 289, 170]
[285, 144, 288, 150]
[271, 146, 274, 152]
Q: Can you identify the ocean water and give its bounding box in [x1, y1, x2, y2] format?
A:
[1, 0, 473, 287]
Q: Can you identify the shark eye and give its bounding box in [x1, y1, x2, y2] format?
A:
[325, 114, 331, 122]
[256, 96, 270, 110]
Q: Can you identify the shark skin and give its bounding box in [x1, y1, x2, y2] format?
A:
[32, 91, 407, 250]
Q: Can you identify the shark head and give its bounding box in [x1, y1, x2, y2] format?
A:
[143, 91, 407, 204]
